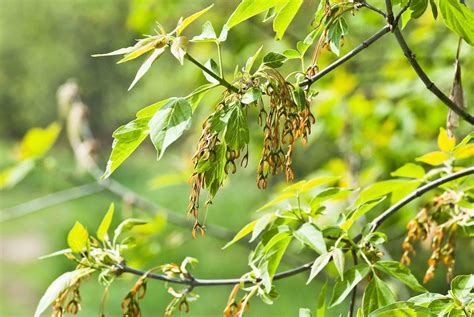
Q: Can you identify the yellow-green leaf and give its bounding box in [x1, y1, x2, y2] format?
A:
[437, 127, 456, 152]
[454, 144, 474, 160]
[416, 151, 449, 166]
[19, 122, 61, 160]
[176, 4, 214, 36]
[97, 203, 115, 242]
[0, 160, 35, 190]
[67, 222, 89, 253]
[273, 0, 303, 40]
[256, 192, 295, 212]
[222, 220, 257, 249]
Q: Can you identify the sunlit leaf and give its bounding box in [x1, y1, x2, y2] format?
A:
[67, 221, 89, 253]
[256, 192, 295, 212]
[391, 163, 425, 179]
[19, 122, 61, 160]
[34, 268, 93, 317]
[316, 281, 327, 316]
[226, 0, 286, 29]
[245, 45, 263, 73]
[369, 302, 435, 317]
[262, 52, 288, 68]
[97, 203, 115, 242]
[0, 160, 35, 190]
[307, 253, 331, 284]
[332, 248, 345, 279]
[454, 144, 474, 160]
[415, 151, 449, 166]
[128, 47, 165, 90]
[439, 0, 474, 46]
[273, 0, 303, 40]
[438, 127, 456, 152]
[170, 36, 188, 65]
[176, 4, 214, 36]
[38, 248, 73, 260]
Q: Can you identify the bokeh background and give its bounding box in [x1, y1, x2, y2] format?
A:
[1, 0, 473, 316]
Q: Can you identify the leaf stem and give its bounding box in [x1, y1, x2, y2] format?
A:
[184, 53, 238, 92]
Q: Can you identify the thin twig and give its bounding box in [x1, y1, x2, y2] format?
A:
[0, 182, 103, 222]
[119, 167, 474, 286]
[392, 28, 474, 125]
[348, 249, 359, 317]
[384, 0, 395, 27]
[300, 25, 391, 87]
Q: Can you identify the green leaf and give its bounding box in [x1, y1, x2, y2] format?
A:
[250, 213, 274, 242]
[0, 160, 35, 190]
[19, 122, 61, 160]
[203, 58, 220, 84]
[297, 29, 318, 55]
[439, 0, 474, 46]
[186, 83, 218, 111]
[410, 0, 429, 18]
[310, 187, 352, 207]
[307, 253, 332, 284]
[293, 223, 327, 254]
[391, 163, 425, 179]
[103, 118, 150, 179]
[263, 52, 288, 68]
[408, 293, 446, 306]
[451, 274, 474, 304]
[341, 197, 386, 230]
[354, 180, 413, 205]
[330, 263, 370, 307]
[225, 103, 250, 150]
[332, 248, 345, 279]
[265, 233, 292, 278]
[176, 4, 214, 36]
[241, 88, 262, 104]
[67, 222, 89, 253]
[415, 151, 449, 166]
[283, 49, 301, 59]
[222, 220, 257, 249]
[316, 281, 327, 316]
[369, 302, 435, 317]
[149, 98, 192, 160]
[34, 268, 93, 317]
[374, 261, 426, 293]
[128, 47, 165, 90]
[38, 248, 73, 260]
[136, 98, 175, 119]
[226, 0, 285, 29]
[245, 45, 263, 73]
[362, 276, 396, 316]
[273, 0, 303, 40]
[197, 143, 227, 196]
[301, 176, 340, 192]
[117, 37, 161, 64]
[97, 203, 115, 242]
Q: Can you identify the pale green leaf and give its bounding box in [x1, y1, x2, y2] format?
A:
[170, 36, 188, 65]
[332, 248, 345, 280]
[294, 223, 327, 254]
[0, 160, 35, 190]
[149, 98, 192, 160]
[256, 192, 295, 212]
[34, 268, 93, 317]
[245, 45, 263, 73]
[316, 281, 327, 316]
[307, 253, 332, 284]
[299, 307, 312, 317]
[113, 218, 147, 244]
[226, 0, 285, 29]
[38, 248, 73, 260]
[191, 21, 218, 43]
[369, 302, 435, 317]
[128, 47, 165, 91]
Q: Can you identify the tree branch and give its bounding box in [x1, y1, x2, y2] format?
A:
[0, 182, 103, 222]
[300, 25, 391, 87]
[368, 166, 474, 233]
[392, 28, 474, 125]
[118, 167, 474, 286]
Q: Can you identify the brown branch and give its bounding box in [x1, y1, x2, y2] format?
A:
[300, 25, 391, 87]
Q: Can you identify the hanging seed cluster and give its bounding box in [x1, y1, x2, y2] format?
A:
[400, 192, 468, 283]
[122, 275, 147, 317]
[53, 280, 83, 316]
[256, 68, 315, 189]
[188, 68, 315, 236]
